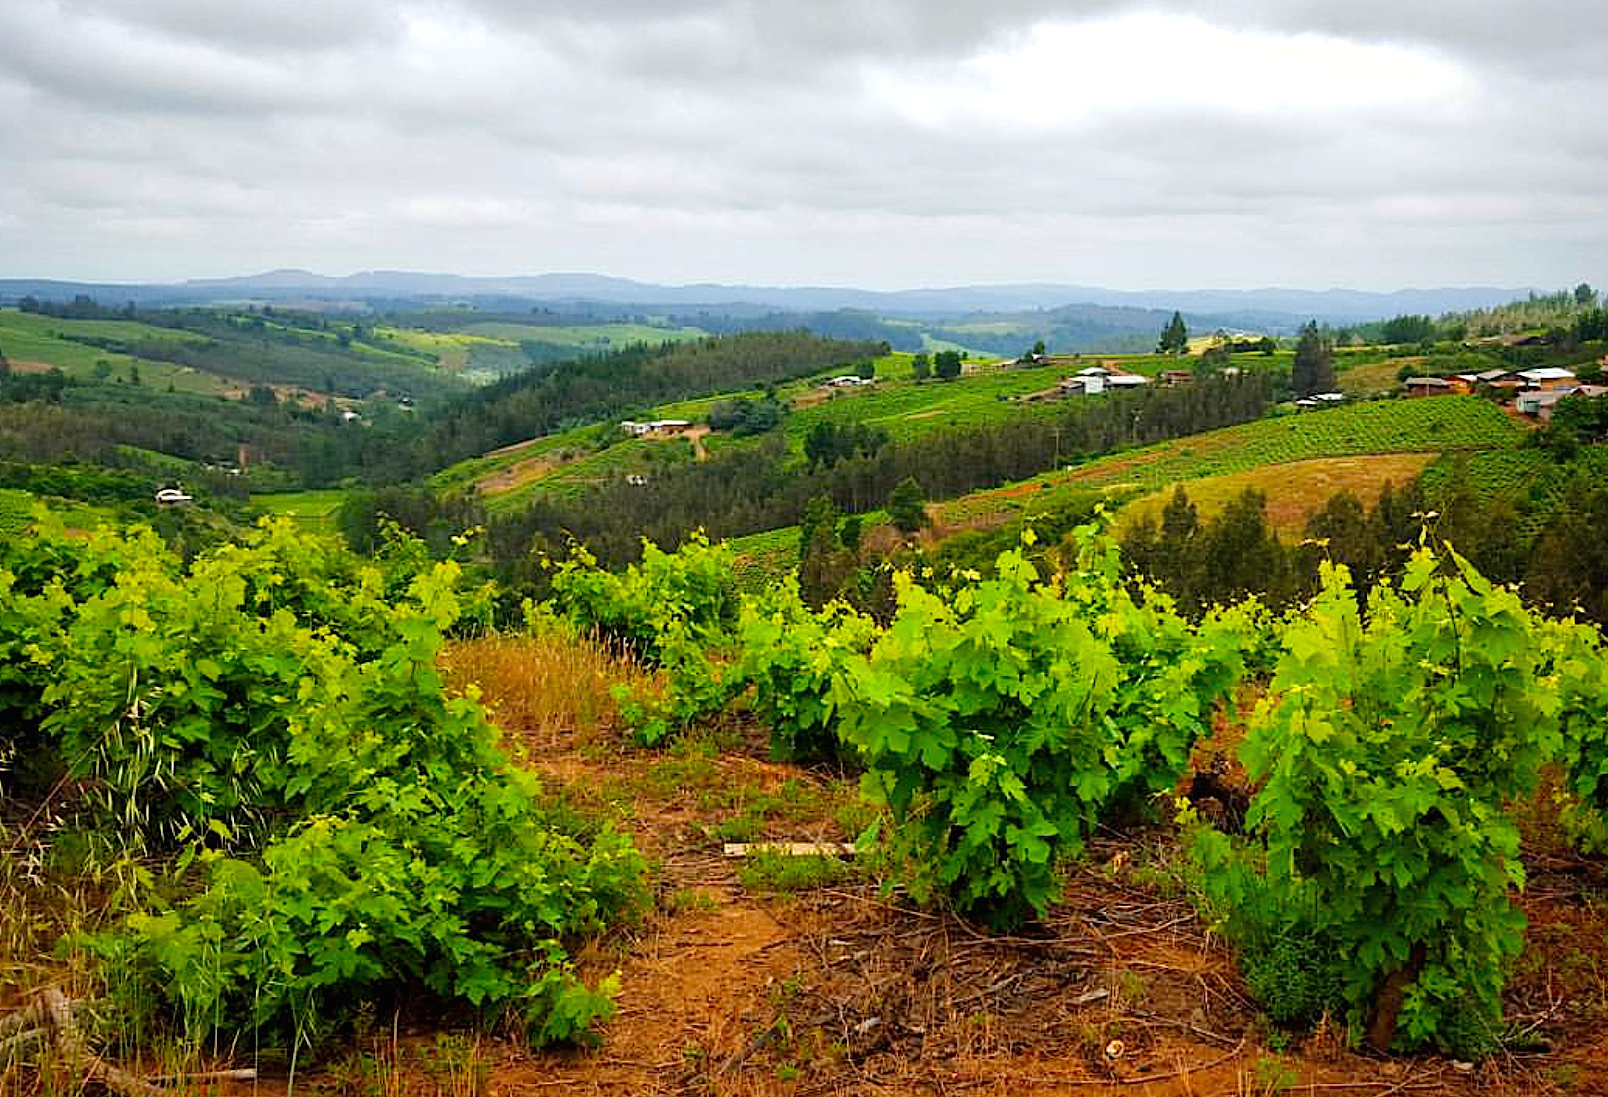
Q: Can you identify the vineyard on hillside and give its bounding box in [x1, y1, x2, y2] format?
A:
[3, 495, 1608, 1092]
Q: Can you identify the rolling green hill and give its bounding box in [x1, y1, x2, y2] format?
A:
[726, 395, 1526, 578]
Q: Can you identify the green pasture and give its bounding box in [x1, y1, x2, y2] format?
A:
[252, 489, 349, 532]
[0, 310, 228, 394]
[372, 327, 516, 372]
[460, 322, 707, 349]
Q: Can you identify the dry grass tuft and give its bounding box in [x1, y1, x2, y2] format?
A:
[0, 825, 109, 1014]
[439, 627, 654, 747]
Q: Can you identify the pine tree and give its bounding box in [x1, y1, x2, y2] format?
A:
[888, 477, 928, 533]
[1157, 311, 1189, 356]
[1291, 321, 1334, 396]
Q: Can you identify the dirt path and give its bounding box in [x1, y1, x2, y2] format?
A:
[683, 425, 711, 462]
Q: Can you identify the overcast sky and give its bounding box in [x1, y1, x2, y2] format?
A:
[2, 0, 1604, 291]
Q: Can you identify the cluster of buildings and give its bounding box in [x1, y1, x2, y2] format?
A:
[619, 418, 692, 437]
[1020, 363, 1158, 403]
[1403, 366, 1607, 420]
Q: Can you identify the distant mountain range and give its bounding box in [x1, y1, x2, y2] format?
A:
[0, 270, 1530, 325]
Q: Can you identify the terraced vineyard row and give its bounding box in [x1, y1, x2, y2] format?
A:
[0, 488, 35, 535]
[1419, 446, 1608, 543]
[935, 395, 1522, 526]
[779, 364, 1089, 445]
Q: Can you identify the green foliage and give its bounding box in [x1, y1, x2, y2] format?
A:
[887, 476, 927, 534]
[933, 350, 962, 380]
[1243, 925, 1346, 1027]
[548, 533, 737, 664]
[614, 622, 743, 747]
[738, 579, 879, 761]
[548, 534, 743, 745]
[1377, 315, 1439, 345]
[1157, 311, 1189, 356]
[1220, 552, 1559, 1053]
[1291, 321, 1335, 397]
[802, 419, 888, 471]
[832, 527, 1241, 928]
[1543, 616, 1608, 848]
[737, 850, 851, 893]
[0, 516, 645, 1050]
[707, 394, 787, 436]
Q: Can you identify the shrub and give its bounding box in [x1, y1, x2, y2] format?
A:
[0, 518, 646, 1050]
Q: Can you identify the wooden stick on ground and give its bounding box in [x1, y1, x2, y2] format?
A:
[145, 1068, 260, 1086]
[38, 988, 163, 1097]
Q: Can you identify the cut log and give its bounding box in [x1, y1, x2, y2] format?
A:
[721, 842, 856, 858]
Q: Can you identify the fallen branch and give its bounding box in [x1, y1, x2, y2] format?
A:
[144, 1068, 260, 1086]
[0, 990, 167, 1097]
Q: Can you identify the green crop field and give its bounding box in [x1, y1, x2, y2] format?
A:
[728, 525, 804, 589]
[1419, 449, 1555, 503]
[731, 397, 1526, 584]
[0, 489, 35, 535]
[1420, 446, 1608, 543]
[253, 490, 349, 532]
[780, 365, 1091, 446]
[112, 445, 198, 473]
[929, 396, 1523, 530]
[428, 424, 602, 496]
[0, 310, 228, 394]
[433, 350, 1304, 512]
[493, 436, 701, 511]
[0, 489, 117, 536]
[460, 322, 707, 349]
[371, 327, 517, 373]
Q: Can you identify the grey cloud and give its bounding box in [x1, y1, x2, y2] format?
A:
[66, 0, 406, 54]
[0, 0, 1604, 289]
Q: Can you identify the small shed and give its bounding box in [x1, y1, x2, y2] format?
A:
[1405, 377, 1453, 397]
[1518, 367, 1578, 391]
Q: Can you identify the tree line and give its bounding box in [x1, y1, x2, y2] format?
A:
[404, 331, 886, 479]
[1119, 458, 1608, 624]
[339, 372, 1274, 593]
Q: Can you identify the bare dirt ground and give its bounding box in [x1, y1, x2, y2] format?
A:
[477, 455, 562, 497]
[15, 689, 1603, 1097]
[682, 426, 711, 462]
[366, 710, 1608, 1097]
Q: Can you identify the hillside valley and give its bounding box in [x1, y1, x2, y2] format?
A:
[1, 281, 1608, 1097]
